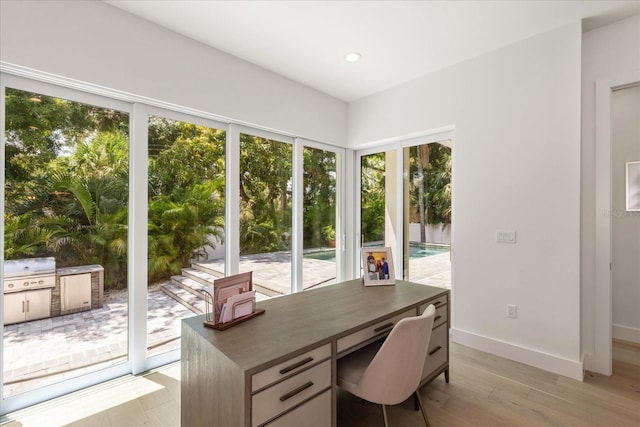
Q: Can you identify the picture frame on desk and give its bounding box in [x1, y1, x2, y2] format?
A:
[362, 247, 395, 286]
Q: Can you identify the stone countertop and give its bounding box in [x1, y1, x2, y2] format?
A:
[56, 265, 104, 275]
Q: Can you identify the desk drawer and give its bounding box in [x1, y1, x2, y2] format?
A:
[422, 322, 448, 381]
[337, 308, 414, 355]
[263, 389, 331, 427]
[252, 359, 331, 427]
[252, 343, 331, 392]
[420, 299, 448, 329]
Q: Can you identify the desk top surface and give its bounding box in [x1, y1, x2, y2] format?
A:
[183, 279, 448, 374]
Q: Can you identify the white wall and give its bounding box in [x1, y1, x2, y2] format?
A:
[611, 86, 640, 343]
[349, 23, 583, 378]
[0, 0, 347, 146]
[581, 15, 640, 364]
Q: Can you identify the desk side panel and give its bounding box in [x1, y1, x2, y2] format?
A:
[182, 321, 248, 427]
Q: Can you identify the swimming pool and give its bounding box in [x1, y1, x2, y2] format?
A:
[304, 243, 449, 262]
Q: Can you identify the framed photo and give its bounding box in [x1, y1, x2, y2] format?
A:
[362, 247, 395, 286]
[627, 161, 640, 211]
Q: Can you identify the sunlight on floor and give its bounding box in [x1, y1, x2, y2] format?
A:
[1, 363, 180, 427]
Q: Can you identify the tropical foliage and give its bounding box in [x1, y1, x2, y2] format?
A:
[3, 89, 229, 289]
[361, 145, 452, 245]
[4, 88, 449, 291]
[361, 153, 386, 243]
[408, 143, 452, 228]
[4, 89, 338, 289]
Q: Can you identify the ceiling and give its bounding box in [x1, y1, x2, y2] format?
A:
[105, 1, 640, 102]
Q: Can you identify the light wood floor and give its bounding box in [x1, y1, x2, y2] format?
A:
[2, 341, 638, 426]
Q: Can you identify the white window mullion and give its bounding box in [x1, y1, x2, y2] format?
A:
[130, 103, 148, 375]
[394, 141, 404, 276]
[292, 139, 304, 293]
[341, 149, 354, 282]
[226, 124, 240, 276]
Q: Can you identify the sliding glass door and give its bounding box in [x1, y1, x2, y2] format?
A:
[146, 113, 226, 358]
[402, 140, 452, 288]
[301, 144, 339, 289]
[357, 136, 452, 289]
[3, 84, 131, 399]
[239, 132, 293, 296]
[0, 73, 347, 415]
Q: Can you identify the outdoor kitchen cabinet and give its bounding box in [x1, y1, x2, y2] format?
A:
[3, 288, 51, 324]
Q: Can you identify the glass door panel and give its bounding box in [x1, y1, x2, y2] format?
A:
[3, 88, 130, 397]
[239, 133, 292, 296]
[360, 152, 387, 248]
[146, 116, 226, 357]
[402, 142, 452, 288]
[302, 146, 337, 289]
[360, 150, 400, 278]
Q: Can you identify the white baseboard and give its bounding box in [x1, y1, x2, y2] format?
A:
[613, 324, 640, 343]
[451, 328, 584, 381]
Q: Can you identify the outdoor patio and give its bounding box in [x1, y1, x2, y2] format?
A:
[2, 251, 450, 397]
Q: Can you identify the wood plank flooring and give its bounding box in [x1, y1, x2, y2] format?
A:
[2, 340, 638, 426]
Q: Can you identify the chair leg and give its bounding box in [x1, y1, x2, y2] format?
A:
[414, 391, 431, 427]
[382, 404, 389, 427]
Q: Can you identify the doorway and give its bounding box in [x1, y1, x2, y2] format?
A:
[611, 85, 640, 361]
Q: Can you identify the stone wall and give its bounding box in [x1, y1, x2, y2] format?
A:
[52, 265, 104, 317]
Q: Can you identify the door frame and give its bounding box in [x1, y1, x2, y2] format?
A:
[594, 71, 640, 376]
[354, 127, 455, 283]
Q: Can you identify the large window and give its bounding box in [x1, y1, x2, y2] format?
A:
[3, 87, 130, 397]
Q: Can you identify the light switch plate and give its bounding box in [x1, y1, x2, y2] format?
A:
[496, 230, 517, 243]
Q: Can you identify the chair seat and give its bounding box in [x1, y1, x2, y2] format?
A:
[337, 339, 384, 398]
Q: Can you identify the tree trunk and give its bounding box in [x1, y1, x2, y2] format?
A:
[417, 144, 430, 243]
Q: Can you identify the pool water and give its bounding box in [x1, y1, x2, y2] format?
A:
[304, 243, 449, 262]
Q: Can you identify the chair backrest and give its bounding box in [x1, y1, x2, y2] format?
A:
[357, 304, 436, 405]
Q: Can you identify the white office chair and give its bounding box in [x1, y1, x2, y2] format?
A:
[337, 304, 436, 427]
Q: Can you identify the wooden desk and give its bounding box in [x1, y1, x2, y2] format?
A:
[181, 279, 450, 427]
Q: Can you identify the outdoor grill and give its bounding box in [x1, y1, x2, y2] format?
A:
[3, 257, 56, 293]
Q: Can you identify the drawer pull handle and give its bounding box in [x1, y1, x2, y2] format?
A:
[279, 357, 314, 375]
[279, 381, 314, 402]
[374, 322, 394, 333]
[434, 315, 442, 321]
[433, 301, 443, 307]
[429, 346, 443, 356]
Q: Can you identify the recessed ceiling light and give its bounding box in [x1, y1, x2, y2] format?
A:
[345, 52, 361, 63]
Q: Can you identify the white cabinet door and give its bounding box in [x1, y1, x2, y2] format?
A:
[3, 289, 52, 324]
[25, 288, 51, 321]
[60, 273, 91, 311]
[3, 292, 26, 325]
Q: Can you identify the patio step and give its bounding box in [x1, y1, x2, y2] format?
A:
[159, 282, 205, 314]
[191, 262, 282, 297]
[191, 261, 225, 278]
[182, 267, 216, 287]
[171, 275, 209, 298]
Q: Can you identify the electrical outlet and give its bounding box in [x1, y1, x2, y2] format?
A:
[507, 304, 517, 319]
